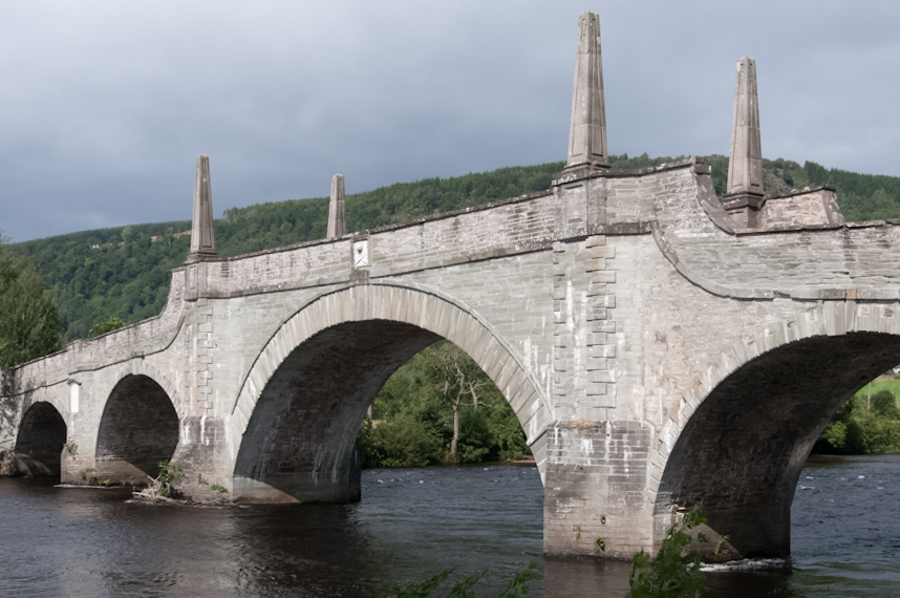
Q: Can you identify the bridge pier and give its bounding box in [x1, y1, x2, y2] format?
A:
[543, 421, 654, 558]
[168, 416, 230, 496]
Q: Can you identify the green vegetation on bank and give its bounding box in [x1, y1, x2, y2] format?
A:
[358, 341, 530, 468]
[626, 503, 708, 598]
[815, 383, 900, 454]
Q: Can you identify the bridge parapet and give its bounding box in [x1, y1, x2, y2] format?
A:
[652, 167, 900, 300]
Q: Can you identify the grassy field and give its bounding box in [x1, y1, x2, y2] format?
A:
[853, 377, 900, 399]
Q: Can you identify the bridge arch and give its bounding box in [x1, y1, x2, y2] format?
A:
[94, 372, 180, 483]
[651, 300, 900, 559]
[15, 401, 67, 476]
[230, 282, 550, 503]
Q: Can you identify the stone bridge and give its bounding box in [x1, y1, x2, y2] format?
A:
[3, 12, 899, 560]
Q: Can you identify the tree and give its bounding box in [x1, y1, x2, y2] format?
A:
[357, 340, 529, 468]
[871, 389, 900, 420]
[88, 316, 125, 337]
[419, 341, 498, 462]
[0, 235, 62, 367]
[357, 413, 444, 468]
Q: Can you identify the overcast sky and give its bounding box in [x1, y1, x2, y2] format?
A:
[2, 1, 898, 242]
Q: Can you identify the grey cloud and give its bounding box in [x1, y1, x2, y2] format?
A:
[1, 0, 898, 242]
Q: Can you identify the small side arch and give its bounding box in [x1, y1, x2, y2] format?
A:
[95, 373, 180, 482]
[230, 282, 551, 503]
[650, 300, 900, 558]
[101, 358, 185, 420]
[15, 401, 67, 476]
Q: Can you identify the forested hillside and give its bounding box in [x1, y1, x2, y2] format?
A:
[10, 154, 900, 341]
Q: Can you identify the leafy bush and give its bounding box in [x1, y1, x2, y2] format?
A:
[88, 316, 125, 337]
[155, 460, 183, 497]
[845, 416, 900, 454]
[358, 414, 444, 468]
[816, 388, 900, 454]
[627, 504, 708, 598]
[872, 390, 900, 420]
[820, 420, 847, 450]
[457, 408, 492, 463]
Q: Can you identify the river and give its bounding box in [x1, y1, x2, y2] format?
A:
[0, 455, 897, 597]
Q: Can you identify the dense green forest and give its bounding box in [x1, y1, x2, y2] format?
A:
[12, 153, 900, 341]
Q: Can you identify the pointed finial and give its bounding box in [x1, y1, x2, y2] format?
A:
[562, 11, 608, 178]
[186, 154, 216, 263]
[724, 57, 764, 214]
[327, 174, 346, 239]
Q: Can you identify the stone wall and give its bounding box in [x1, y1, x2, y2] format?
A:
[757, 187, 845, 231]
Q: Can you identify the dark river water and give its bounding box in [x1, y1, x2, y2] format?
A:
[1, 456, 898, 598]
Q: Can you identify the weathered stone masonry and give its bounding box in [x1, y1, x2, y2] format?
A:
[4, 11, 900, 560]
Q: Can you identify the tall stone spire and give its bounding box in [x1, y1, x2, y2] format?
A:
[562, 11, 608, 178]
[327, 174, 346, 239]
[186, 154, 216, 263]
[724, 57, 764, 215]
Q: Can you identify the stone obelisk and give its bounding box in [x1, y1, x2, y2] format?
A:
[723, 57, 764, 225]
[327, 174, 346, 239]
[185, 154, 217, 263]
[560, 11, 608, 181]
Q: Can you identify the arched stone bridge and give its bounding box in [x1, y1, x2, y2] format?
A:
[3, 12, 898, 560]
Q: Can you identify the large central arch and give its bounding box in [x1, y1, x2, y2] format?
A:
[652, 302, 900, 560]
[230, 282, 550, 503]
